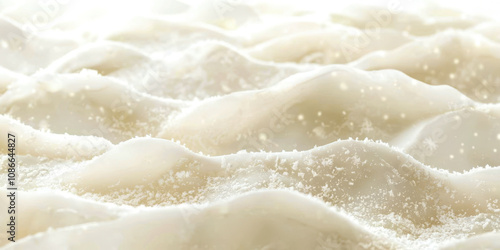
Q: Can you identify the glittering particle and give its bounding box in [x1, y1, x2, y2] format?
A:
[258, 133, 267, 141]
[339, 82, 348, 91]
[0, 40, 8, 48]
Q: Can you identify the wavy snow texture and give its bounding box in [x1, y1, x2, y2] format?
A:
[1, 1, 500, 249]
